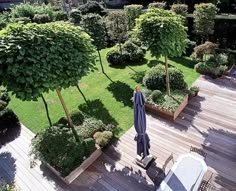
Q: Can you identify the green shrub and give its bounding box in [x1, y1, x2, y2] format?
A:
[150, 90, 163, 103]
[124, 4, 143, 30]
[70, 9, 82, 24]
[10, 3, 55, 20]
[106, 49, 127, 66]
[78, 1, 106, 16]
[0, 12, 10, 30]
[31, 125, 87, 177]
[148, 2, 166, 9]
[12, 17, 31, 24]
[0, 89, 11, 110]
[0, 108, 19, 132]
[171, 4, 188, 16]
[122, 40, 145, 62]
[143, 65, 186, 91]
[76, 118, 105, 139]
[93, 131, 113, 147]
[83, 138, 96, 157]
[184, 40, 196, 56]
[216, 53, 228, 65]
[33, 14, 51, 23]
[188, 86, 199, 97]
[54, 11, 68, 21]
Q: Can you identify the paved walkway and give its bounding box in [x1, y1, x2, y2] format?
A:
[0, 75, 236, 191]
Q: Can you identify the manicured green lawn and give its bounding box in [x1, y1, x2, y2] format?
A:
[9, 49, 199, 137]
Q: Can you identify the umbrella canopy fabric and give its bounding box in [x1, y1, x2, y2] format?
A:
[133, 91, 150, 158]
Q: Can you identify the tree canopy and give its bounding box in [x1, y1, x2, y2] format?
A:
[134, 8, 188, 58]
[81, 13, 106, 51]
[0, 22, 96, 101]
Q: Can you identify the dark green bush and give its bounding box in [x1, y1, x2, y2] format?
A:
[122, 40, 145, 62]
[83, 138, 96, 157]
[78, 1, 106, 16]
[31, 125, 88, 177]
[106, 49, 127, 66]
[124, 4, 143, 30]
[0, 109, 19, 131]
[150, 90, 162, 103]
[171, 4, 188, 16]
[143, 65, 186, 91]
[93, 131, 113, 147]
[184, 40, 196, 56]
[54, 11, 68, 21]
[70, 9, 82, 24]
[148, 2, 166, 9]
[33, 14, 51, 23]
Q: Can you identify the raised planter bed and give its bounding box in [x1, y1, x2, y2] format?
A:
[145, 95, 188, 120]
[44, 147, 102, 184]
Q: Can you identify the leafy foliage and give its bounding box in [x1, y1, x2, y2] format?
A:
[105, 11, 128, 45]
[171, 4, 188, 16]
[193, 3, 217, 40]
[124, 4, 143, 30]
[81, 13, 107, 51]
[143, 65, 186, 91]
[148, 2, 167, 9]
[0, 108, 19, 132]
[31, 125, 90, 177]
[145, 89, 187, 113]
[191, 41, 218, 60]
[0, 23, 96, 101]
[93, 131, 113, 147]
[54, 11, 68, 21]
[10, 3, 55, 21]
[134, 8, 187, 58]
[78, 1, 106, 16]
[195, 53, 228, 78]
[0, 89, 11, 110]
[0, 12, 10, 30]
[106, 48, 127, 66]
[69, 9, 82, 24]
[33, 14, 51, 23]
[12, 17, 31, 24]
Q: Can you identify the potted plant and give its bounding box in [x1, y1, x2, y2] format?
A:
[188, 86, 200, 100]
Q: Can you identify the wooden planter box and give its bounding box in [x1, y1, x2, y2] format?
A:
[145, 95, 188, 120]
[44, 147, 102, 184]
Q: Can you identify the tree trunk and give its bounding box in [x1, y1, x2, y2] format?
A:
[97, 50, 105, 73]
[41, 94, 52, 128]
[76, 84, 87, 103]
[55, 89, 80, 143]
[165, 56, 171, 96]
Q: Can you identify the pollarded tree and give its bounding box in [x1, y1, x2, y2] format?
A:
[134, 8, 187, 95]
[193, 3, 217, 43]
[105, 11, 128, 54]
[0, 22, 96, 141]
[81, 13, 107, 73]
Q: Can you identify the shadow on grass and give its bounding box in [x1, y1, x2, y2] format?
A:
[169, 57, 197, 69]
[107, 81, 134, 108]
[130, 71, 146, 84]
[78, 99, 121, 135]
[148, 59, 166, 68]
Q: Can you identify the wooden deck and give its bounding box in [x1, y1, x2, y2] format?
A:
[0, 75, 236, 191]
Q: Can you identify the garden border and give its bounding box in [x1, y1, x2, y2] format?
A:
[145, 95, 188, 120]
[44, 147, 102, 184]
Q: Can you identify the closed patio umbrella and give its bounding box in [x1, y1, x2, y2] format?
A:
[133, 88, 150, 158]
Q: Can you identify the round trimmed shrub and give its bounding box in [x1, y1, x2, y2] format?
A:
[33, 14, 51, 23]
[171, 4, 188, 16]
[70, 9, 82, 24]
[0, 90, 11, 110]
[148, 2, 166, 9]
[0, 108, 19, 131]
[143, 65, 186, 91]
[78, 1, 106, 16]
[150, 90, 162, 103]
[93, 131, 113, 148]
[106, 49, 127, 66]
[54, 11, 68, 21]
[122, 40, 145, 62]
